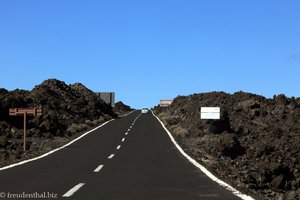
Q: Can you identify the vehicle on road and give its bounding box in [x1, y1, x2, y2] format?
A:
[141, 108, 149, 114]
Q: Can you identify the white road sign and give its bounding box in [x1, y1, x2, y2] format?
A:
[160, 100, 173, 107]
[201, 107, 220, 119]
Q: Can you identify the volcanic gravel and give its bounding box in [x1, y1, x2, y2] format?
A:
[154, 91, 300, 200]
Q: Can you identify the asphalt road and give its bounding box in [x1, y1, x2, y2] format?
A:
[0, 111, 245, 200]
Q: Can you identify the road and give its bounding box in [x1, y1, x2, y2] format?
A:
[0, 111, 248, 200]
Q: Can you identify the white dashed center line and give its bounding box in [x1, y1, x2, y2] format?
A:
[94, 164, 104, 172]
[108, 154, 115, 159]
[127, 129, 130, 131]
[116, 145, 121, 150]
[125, 132, 128, 135]
[122, 138, 125, 142]
[62, 183, 85, 197]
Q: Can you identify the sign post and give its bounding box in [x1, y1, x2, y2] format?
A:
[9, 107, 43, 151]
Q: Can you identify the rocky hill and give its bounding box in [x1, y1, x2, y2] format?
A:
[0, 79, 130, 167]
[154, 91, 300, 200]
[113, 101, 134, 116]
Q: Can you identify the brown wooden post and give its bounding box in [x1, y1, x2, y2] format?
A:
[24, 111, 27, 151]
[9, 107, 43, 152]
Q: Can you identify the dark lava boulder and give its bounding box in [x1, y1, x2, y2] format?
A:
[217, 134, 245, 159]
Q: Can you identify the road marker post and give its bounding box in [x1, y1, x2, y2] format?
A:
[9, 107, 43, 151]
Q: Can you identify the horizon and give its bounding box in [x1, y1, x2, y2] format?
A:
[1, 77, 298, 108]
[1, 0, 300, 108]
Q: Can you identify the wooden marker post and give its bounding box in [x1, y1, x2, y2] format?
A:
[9, 107, 43, 151]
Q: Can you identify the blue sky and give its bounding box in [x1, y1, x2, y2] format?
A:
[0, 0, 299, 108]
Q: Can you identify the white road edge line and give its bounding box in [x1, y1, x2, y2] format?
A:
[116, 145, 121, 150]
[0, 119, 115, 171]
[122, 138, 125, 142]
[108, 154, 115, 159]
[94, 165, 104, 172]
[152, 111, 255, 200]
[62, 183, 85, 197]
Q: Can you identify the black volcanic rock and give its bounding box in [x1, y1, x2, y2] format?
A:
[154, 91, 300, 199]
[113, 101, 133, 116]
[0, 79, 119, 167]
[27, 79, 116, 135]
[0, 79, 117, 137]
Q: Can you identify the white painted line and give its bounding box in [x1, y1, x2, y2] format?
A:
[125, 132, 128, 135]
[127, 129, 131, 131]
[116, 145, 121, 150]
[132, 113, 142, 124]
[94, 164, 104, 172]
[152, 111, 255, 200]
[62, 183, 85, 197]
[108, 154, 115, 159]
[122, 138, 125, 142]
[130, 126, 132, 128]
[0, 119, 115, 171]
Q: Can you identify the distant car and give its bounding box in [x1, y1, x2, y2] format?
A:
[141, 108, 149, 114]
